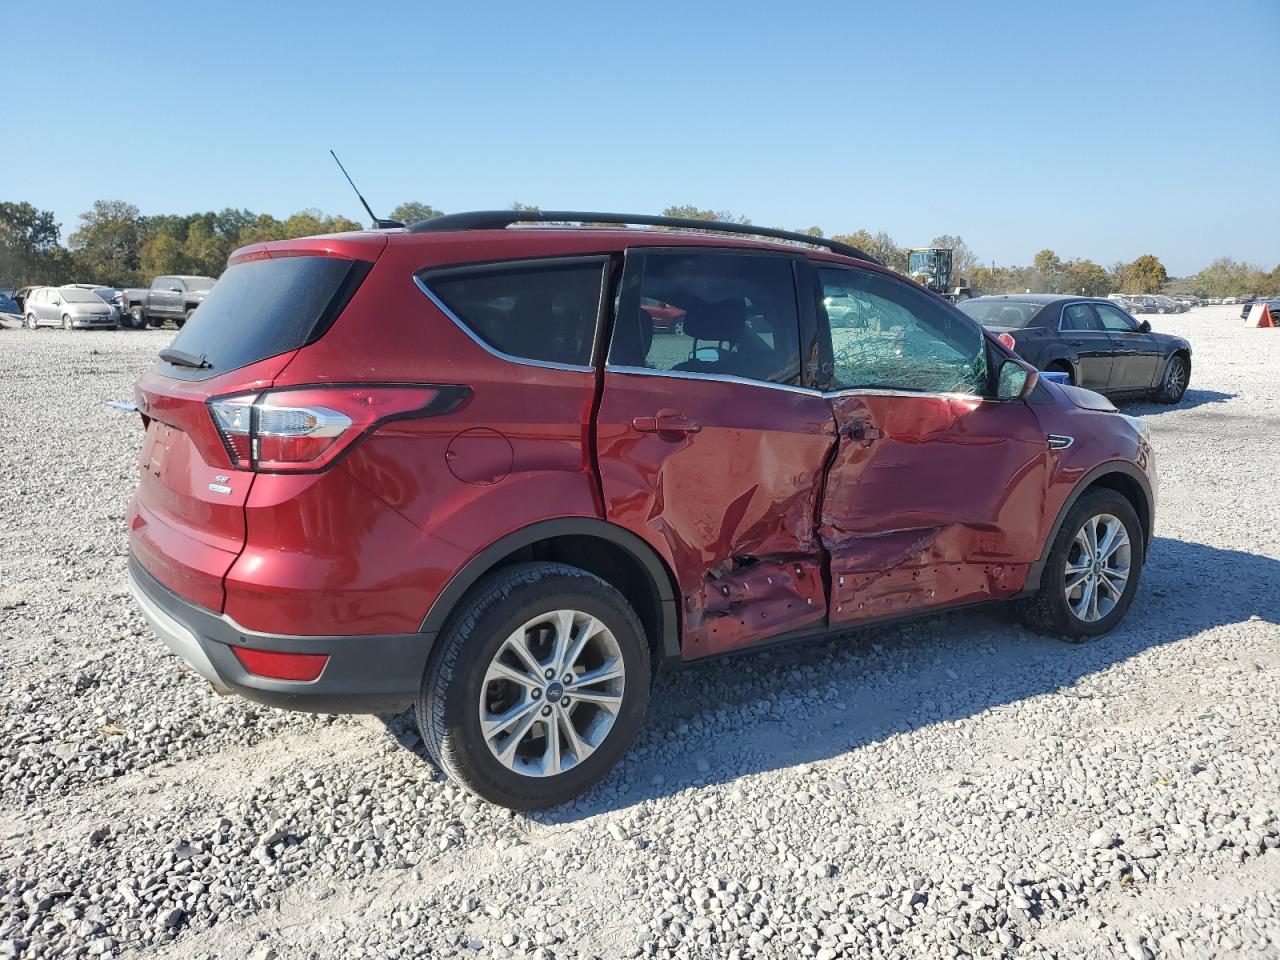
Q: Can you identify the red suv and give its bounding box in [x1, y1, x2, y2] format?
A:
[126, 211, 1156, 809]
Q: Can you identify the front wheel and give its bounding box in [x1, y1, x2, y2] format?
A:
[130, 307, 147, 330]
[1017, 489, 1144, 641]
[418, 562, 650, 809]
[1154, 354, 1188, 404]
[62, 314, 72, 330]
[25, 313, 38, 330]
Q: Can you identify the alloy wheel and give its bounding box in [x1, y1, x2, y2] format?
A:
[478, 609, 625, 778]
[1165, 358, 1186, 398]
[1063, 513, 1131, 623]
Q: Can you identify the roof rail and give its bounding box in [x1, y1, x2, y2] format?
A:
[407, 210, 880, 264]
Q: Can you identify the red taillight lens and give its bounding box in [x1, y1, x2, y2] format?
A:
[996, 332, 1017, 352]
[209, 385, 465, 472]
[231, 646, 328, 681]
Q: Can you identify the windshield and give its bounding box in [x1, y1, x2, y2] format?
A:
[60, 288, 105, 304]
[956, 299, 1045, 328]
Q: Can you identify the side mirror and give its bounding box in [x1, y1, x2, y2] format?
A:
[1138, 319, 1152, 333]
[996, 358, 1038, 399]
[169, 286, 183, 293]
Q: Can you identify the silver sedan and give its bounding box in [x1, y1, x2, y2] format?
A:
[24, 287, 118, 329]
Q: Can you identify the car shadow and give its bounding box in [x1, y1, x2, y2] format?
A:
[1116, 388, 1235, 415]
[377, 537, 1276, 819]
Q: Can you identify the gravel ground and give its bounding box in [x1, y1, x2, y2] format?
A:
[1, 306, 1277, 960]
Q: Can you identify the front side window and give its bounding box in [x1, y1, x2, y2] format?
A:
[1061, 303, 1100, 331]
[818, 267, 987, 395]
[609, 252, 801, 386]
[423, 259, 605, 366]
[1094, 302, 1138, 332]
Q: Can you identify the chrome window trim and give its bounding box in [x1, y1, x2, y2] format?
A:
[604, 364, 817, 396]
[1056, 300, 1100, 333]
[413, 256, 609, 375]
[604, 363, 990, 403]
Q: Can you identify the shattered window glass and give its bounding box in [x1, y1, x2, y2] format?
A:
[819, 268, 988, 395]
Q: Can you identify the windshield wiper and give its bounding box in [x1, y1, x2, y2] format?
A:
[158, 347, 213, 369]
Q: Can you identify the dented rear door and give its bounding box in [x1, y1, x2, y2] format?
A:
[597, 248, 836, 659]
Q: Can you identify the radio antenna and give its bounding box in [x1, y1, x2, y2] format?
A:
[329, 150, 404, 229]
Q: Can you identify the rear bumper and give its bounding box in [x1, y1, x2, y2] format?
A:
[128, 554, 429, 714]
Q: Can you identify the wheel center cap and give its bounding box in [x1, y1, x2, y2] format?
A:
[544, 681, 565, 704]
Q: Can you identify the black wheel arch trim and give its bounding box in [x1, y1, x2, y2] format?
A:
[418, 517, 682, 661]
[1022, 461, 1154, 593]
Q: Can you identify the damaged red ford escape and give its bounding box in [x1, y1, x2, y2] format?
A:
[126, 211, 1157, 808]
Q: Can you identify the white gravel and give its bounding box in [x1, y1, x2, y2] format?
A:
[1, 305, 1278, 960]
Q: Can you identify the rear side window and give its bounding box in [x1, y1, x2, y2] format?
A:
[1062, 303, 1100, 331]
[609, 252, 802, 386]
[421, 259, 605, 367]
[165, 255, 368, 378]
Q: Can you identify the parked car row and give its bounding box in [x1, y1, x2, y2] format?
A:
[5, 275, 215, 330]
[1107, 293, 1190, 314]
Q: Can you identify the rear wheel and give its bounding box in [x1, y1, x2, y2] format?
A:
[1153, 354, 1188, 404]
[1018, 489, 1144, 641]
[418, 562, 650, 809]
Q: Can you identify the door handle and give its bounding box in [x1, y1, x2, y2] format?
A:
[842, 421, 884, 445]
[1067, 339, 1084, 346]
[633, 411, 701, 437]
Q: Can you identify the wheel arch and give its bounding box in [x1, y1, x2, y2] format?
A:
[1023, 461, 1154, 593]
[1045, 357, 1077, 384]
[419, 518, 682, 662]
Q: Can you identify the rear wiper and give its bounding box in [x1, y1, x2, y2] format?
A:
[159, 347, 212, 369]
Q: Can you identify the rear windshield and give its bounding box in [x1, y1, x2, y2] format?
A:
[164, 256, 368, 378]
[957, 300, 1046, 328]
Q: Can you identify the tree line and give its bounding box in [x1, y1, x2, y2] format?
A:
[2, 199, 1277, 299]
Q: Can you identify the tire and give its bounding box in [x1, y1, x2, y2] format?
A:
[175, 309, 191, 330]
[62, 314, 72, 330]
[1017, 489, 1144, 641]
[130, 307, 147, 330]
[418, 561, 651, 809]
[24, 313, 38, 330]
[1153, 354, 1189, 404]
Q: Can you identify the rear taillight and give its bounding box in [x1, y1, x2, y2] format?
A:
[209, 385, 467, 472]
[996, 332, 1017, 352]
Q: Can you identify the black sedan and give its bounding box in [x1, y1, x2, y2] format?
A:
[958, 295, 1192, 404]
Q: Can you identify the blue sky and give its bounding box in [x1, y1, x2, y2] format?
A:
[5, 0, 1277, 275]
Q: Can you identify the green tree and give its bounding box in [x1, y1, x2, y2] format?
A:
[1032, 249, 1064, 292]
[140, 233, 188, 277]
[793, 226, 823, 237]
[929, 234, 979, 276]
[1124, 254, 1168, 294]
[831, 229, 875, 252]
[68, 200, 145, 286]
[391, 201, 444, 224]
[0, 201, 66, 285]
[661, 205, 751, 225]
[1061, 258, 1112, 297]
